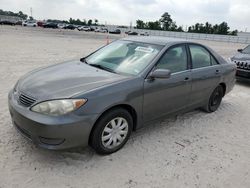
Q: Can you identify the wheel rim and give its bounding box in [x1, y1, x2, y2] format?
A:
[211, 89, 221, 106]
[101, 117, 129, 149]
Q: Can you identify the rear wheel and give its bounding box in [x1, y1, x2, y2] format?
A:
[203, 85, 224, 113]
[90, 108, 133, 155]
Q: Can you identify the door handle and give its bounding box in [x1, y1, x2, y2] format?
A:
[184, 77, 189, 81]
[215, 70, 220, 74]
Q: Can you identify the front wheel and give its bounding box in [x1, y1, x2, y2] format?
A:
[90, 108, 133, 155]
[203, 85, 224, 113]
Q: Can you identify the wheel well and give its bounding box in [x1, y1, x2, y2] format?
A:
[219, 83, 226, 96]
[88, 104, 137, 144]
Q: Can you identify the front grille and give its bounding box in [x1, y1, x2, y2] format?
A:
[18, 93, 36, 107]
[234, 60, 250, 70]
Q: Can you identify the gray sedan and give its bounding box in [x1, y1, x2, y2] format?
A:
[8, 37, 236, 154]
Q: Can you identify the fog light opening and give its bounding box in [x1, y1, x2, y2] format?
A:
[39, 137, 65, 145]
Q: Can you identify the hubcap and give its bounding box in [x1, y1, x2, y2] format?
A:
[211, 90, 220, 106]
[101, 117, 128, 149]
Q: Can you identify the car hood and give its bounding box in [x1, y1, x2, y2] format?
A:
[232, 53, 250, 61]
[17, 60, 129, 100]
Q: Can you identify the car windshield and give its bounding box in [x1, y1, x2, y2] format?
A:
[242, 45, 250, 54]
[86, 40, 163, 76]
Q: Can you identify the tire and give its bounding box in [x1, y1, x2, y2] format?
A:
[90, 108, 133, 155]
[203, 85, 224, 113]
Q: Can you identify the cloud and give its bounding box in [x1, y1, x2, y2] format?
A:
[0, 0, 249, 31]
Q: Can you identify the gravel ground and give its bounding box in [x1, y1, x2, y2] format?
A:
[0, 26, 250, 188]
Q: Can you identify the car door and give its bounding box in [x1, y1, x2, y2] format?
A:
[143, 44, 192, 122]
[188, 44, 222, 106]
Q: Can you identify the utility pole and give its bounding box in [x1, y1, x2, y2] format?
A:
[30, 7, 33, 18]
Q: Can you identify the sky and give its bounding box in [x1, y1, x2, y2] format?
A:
[1, 0, 250, 31]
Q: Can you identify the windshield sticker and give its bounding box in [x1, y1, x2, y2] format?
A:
[135, 47, 154, 53]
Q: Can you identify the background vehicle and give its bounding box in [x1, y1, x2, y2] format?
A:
[140, 32, 149, 36]
[95, 27, 108, 33]
[231, 44, 250, 81]
[109, 29, 121, 34]
[0, 20, 16, 25]
[78, 26, 91, 31]
[22, 21, 37, 27]
[9, 37, 235, 154]
[127, 31, 138, 35]
[63, 24, 76, 30]
[57, 23, 66, 29]
[37, 21, 45, 27]
[90, 26, 96, 31]
[43, 22, 58, 29]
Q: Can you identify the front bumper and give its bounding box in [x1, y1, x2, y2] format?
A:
[8, 90, 99, 150]
[236, 69, 250, 81]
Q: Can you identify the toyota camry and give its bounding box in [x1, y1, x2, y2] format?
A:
[8, 37, 236, 154]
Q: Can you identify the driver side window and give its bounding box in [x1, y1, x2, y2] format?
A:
[156, 45, 188, 73]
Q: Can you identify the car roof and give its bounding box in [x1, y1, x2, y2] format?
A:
[122, 36, 190, 46]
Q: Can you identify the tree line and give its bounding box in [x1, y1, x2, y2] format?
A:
[136, 12, 238, 36]
[0, 9, 28, 20]
[46, 18, 99, 26]
[0, 9, 99, 26]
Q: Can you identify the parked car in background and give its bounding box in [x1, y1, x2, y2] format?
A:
[78, 26, 91, 31]
[109, 29, 121, 34]
[95, 27, 108, 33]
[37, 21, 45, 27]
[57, 23, 66, 29]
[43, 22, 58, 29]
[63, 24, 76, 30]
[15, 21, 23, 26]
[9, 37, 236, 154]
[90, 26, 96, 31]
[22, 20, 37, 27]
[230, 44, 250, 81]
[127, 31, 138, 35]
[140, 32, 149, 36]
[0, 20, 16, 25]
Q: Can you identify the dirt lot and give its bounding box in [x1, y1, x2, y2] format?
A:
[0, 26, 250, 188]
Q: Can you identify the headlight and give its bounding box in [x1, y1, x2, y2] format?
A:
[31, 99, 87, 116]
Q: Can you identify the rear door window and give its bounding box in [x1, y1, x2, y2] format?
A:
[189, 44, 219, 69]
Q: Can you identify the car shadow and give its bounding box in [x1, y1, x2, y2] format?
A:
[236, 80, 250, 87]
[58, 109, 204, 156]
[21, 101, 234, 165]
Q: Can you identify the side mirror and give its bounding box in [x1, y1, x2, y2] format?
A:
[238, 49, 243, 53]
[149, 69, 171, 79]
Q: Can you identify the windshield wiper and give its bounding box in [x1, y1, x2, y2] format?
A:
[88, 64, 117, 73]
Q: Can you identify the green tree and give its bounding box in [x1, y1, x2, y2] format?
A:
[217, 22, 229, 35]
[87, 19, 92, 26]
[136, 19, 145, 29]
[160, 12, 173, 30]
[29, 16, 34, 20]
[94, 19, 98, 25]
[17, 11, 28, 20]
[69, 17, 73, 24]
[176, 26, 184, 32]
[145, 21, 161, 30]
